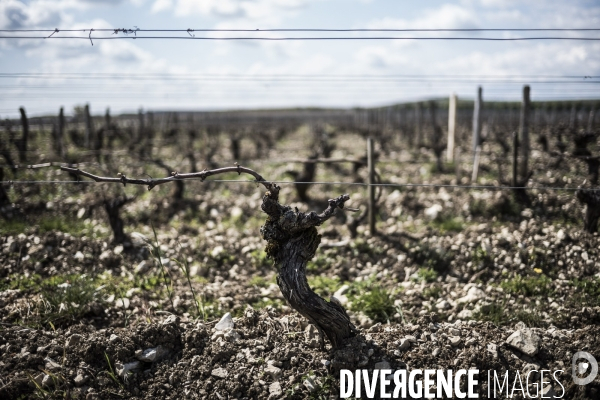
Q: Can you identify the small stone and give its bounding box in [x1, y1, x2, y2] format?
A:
[135, 260, 152, 274]
[137, 345, 169, 363]
[211, 368, 228, 379]
[374, 361, 391, 370]
[432, 348, 441, 357]
[436, 300, 451, 310]
[116, 361, 141, 378]
[457, 287, 486, 304]
[44, 357, 61, 371]
[449, 336, 462, 346]
[211, 246, 224, 258]
[42, 374, 53, 388]
[506, 329, 540, 356]
[74, 251, 84, 261]
[465, 337, 477, 346]
[398, 339, 411, 351]
[215, 313, 234, 331]
[405, 335, 417, 343]
[32, 373, 45, 387]
[448, 328, 461, 336]
[224, 329, 241, 342]
[162, 314, 179, 326]
[115, 298, 130, 309]
[74, 374, 88, 387]
[66, 334, 82, 349]
[269, 381, 282, 397]
[320, 359, 330, 367]
[303, 377, 316, 392]
[264, 365, 282, 379]
[108, 334, 119, 343]
[487, 343, 498, 358]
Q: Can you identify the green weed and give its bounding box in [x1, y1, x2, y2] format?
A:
[415, 267, 438, 283]
[348, 277, 396, 323]
[249, 276, 269, 288]
[500, 274, 552, 297]
[307, 275, 341, 298]
[431, 216, 464, 233]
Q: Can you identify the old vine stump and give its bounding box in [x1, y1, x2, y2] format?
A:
[259, 185, 357, 349]
[577, 188, 600, 233]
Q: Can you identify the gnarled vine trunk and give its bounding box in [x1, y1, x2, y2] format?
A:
[260, 186, 357, 348]
[60, 164, 359, 349]
[577, 188, 600, 233]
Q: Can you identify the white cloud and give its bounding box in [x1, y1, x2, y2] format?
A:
[367, 4, 479, 30]
[151, 0, 173, 13]
[152, 0, 314, 25]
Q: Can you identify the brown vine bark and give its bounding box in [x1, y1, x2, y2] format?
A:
[260, 187, 357, 348]
[577, 188, 600, 233]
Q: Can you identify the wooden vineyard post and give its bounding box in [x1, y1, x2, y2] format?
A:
[588, 104, 596, 132]
[518, 85, 531, 183]
[472, 86, 483, 161]
[84, 104, 92, 149]
[415, 102, 423, 148]
[447, 93, 457, 162]
[367, 137, 376, 236]
[18, 107, 29, 163]
[471, 146, 481, 183]
[56, 107, 65, 158]
[512, 131, 519, 187]
[569, 103, 578, 131]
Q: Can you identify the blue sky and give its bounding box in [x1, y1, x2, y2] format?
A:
[1, 0, 599, 117]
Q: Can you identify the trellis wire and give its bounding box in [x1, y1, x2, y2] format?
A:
[1, 179, 596, 192]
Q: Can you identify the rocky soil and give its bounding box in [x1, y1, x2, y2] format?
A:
[1, 125, 599, 398]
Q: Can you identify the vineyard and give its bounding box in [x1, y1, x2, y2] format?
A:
[1, 99, 599, 399]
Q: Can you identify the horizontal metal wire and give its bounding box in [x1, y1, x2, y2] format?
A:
[3, 35, 600, 41]
[0, 179, 595, 192]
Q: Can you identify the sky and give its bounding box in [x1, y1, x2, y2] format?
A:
[1, 0, 600, 118]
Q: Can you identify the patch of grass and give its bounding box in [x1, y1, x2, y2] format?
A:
[351, 238, 385, 257]
[411, 244, 452, 274]
[197, 299, 226, 320]
[249, 275, 270, 288]
[12, 274, 105, 328]
[473, 302, 546, 327]
[250, 249, 271, 268]
[569, 278, 600, 307]
[104, 352, 124, 390]
[38, 216, 88, 235]
[415, 267, 438, 283]
[500, 274, 552, 297]
[422, 285, 443, 299]
[431, 216, 464, 233]
[470, 194, 522, 219]
[348, 276, 396, 323]
[513, 309, 545, 328]
[472, 302, 507, 325]
[0, 215, 93, 236]
[0, 219, 28, 235]
[251, 298, 284, 310]
[307, 275, 341, 298]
